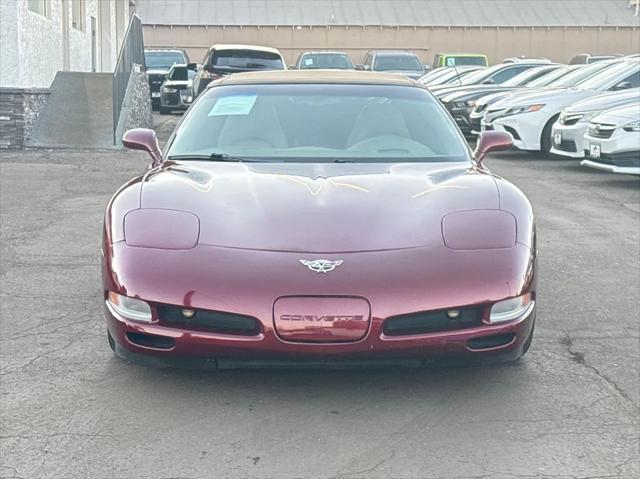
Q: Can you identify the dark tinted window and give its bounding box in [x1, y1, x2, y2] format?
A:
[145, 51, 186, 69]
[169, 67, 196, 81]
[210, 50, 284, 70]
[374, 55, 423, 72]
[445, 56, 487, 67]
[615, 70, 640, 89]
[490, 65, 533, 84]
[299, 53, 353, 69]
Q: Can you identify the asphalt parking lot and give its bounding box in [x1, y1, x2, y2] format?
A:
[1, 112, 638, 479]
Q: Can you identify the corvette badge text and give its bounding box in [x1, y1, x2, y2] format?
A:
[279, 315, 366, 322]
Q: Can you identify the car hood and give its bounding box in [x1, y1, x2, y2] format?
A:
[162, 80, 193, 87]
[593, 104, 640, 124]
[492, 88, 594, 109]
[443, 86, 517, 102]
[565, 88, 640, 114]
[138, 161, 499, 253]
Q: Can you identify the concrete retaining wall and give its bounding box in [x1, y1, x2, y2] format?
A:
[115, 64, 153, 147]
[0, 88, 50, 149]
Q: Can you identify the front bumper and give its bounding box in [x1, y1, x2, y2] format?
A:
[581, 128, 640, 175]
[106, 304, 535, 368]
[492, 109, 549, 151]
[550, 121, 589, 159]
[160, 89, 193, 110]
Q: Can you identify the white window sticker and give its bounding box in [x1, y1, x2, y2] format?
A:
[208, 95, 257, 116]
[304, 58, 314, 66]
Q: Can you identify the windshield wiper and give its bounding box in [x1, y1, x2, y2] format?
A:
[167, 153, 248, 162]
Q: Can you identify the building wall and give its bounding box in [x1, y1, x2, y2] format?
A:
[142, 24, 640, 66]
[0, 0, 130, 89]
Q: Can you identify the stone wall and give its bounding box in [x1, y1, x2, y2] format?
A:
[0, 88, 50, 149]
[114, 64, 153, 147]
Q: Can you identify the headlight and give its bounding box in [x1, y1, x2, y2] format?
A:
[623, 120, 640, 132]
[504, 104, 545, 117]
[466, 100, 476, 107]
[162, 87, 177, 93]
[489, 294, 534, 324]
[107, 292, 152, 323]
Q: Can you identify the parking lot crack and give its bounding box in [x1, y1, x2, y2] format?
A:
[560, 333, 638, 414]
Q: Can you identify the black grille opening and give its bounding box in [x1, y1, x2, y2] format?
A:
[157, 305, 261, 336]
[467, 333, 515, 350]
[555, 139, 577, 152]
[383, 307, 483, 336]
[126, 332, 175, 349]
[504, 126, 521, 140]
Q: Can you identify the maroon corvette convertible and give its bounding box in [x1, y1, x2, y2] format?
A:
[103, 70, 536, 369]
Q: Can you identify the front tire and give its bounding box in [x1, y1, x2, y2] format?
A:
[541, 115, 559, 159]
[107, 330, 116, 352]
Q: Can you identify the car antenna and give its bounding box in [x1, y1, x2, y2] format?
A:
[453, 62, 462, 86]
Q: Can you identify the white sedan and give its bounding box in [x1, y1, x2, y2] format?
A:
[580, 104, 640, 175]
[550, 89, 639, 158]
[489, 59, 639, 157]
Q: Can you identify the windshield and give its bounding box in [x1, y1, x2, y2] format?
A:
[210, 50, 284, 70]
[167, 84, 469, 163]
[574, 62, 638, 90]
[299, 54, 353, 69]
[374, 55, 423, 72]
[145, 51, 186, 69]
[169, 67, 196, 81]
[459, 64, 505, 85]
[526, 66, 576, 87]
[548, 62, 614, 88]
[445, 56, 487, 67]
[502, 66, 558, 87]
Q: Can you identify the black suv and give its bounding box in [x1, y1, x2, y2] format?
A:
[192, 44, 286, 97]
[144, 48, 190, 109]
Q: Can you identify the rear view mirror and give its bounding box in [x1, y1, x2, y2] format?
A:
[122, 128, 163, 167]
[474, 131, 513, 165]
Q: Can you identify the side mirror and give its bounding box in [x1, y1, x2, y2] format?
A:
[122, 128, 163, 166]
[613, 81, 632, 91]
[482, 78, 495, 85]
[186, 62, 197, 71]
[474, 131, 512, 165]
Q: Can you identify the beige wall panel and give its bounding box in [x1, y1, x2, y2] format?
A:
[142, 25, 639, 67]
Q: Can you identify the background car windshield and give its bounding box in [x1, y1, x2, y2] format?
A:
[374, 55, 422, 71]
[167, 84, 469, 163]
[548, 62, 612, 88]
[300, 54, 353, 69]
[574, 63, 638, 90]
[211, 50, 284, 70]
[502, 67, 556, 87]
[145, 52, 185, 69]
[446, 57, 486, 66]
[169, 67, 196, 81]
[144, 52, 185, 69]
[459, 64, 504, 84]
[525, 66, 575, 87]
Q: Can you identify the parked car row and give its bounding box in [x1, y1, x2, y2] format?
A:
[426, 56, 639, 174]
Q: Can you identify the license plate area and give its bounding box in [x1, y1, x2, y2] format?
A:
[589, 143, 601, 159]
[554, 132, 562, 145]
[273, 296, 371, 343]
